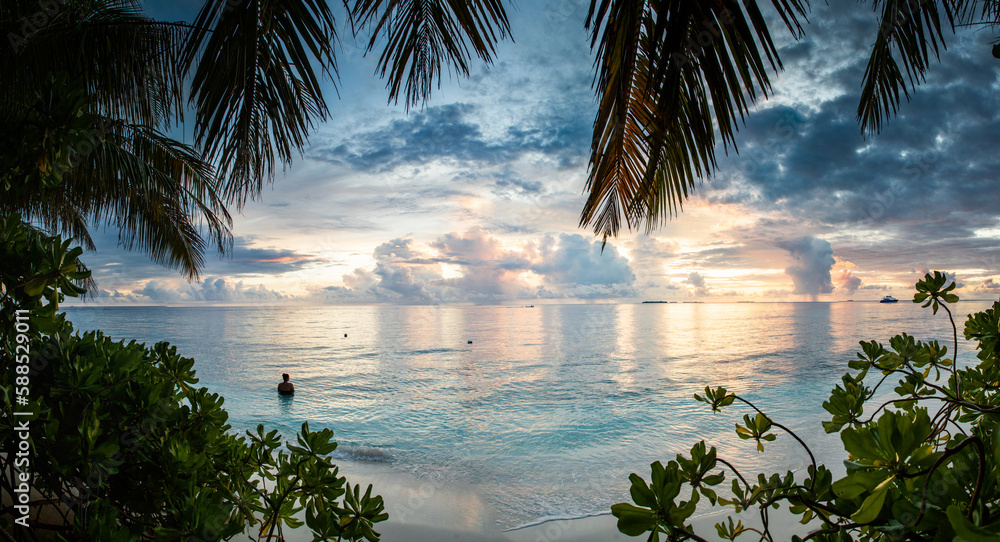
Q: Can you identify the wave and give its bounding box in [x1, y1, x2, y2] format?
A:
[502, 511, 611, 532]
[333, 445, 394, 463]
[409, 348, 455, 355]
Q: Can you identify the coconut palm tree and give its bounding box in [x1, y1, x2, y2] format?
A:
[0, 0, 511, 278]
[1, 0, 236, 278]
[4, 0, 995, 277]
[580, 0, 1000, 242]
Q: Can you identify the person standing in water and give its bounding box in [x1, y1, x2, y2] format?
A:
[278, 373, 294, 395]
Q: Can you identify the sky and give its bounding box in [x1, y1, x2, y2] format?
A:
[74, 1, 1000, 305]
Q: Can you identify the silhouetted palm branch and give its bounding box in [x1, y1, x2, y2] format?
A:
[0, 0, 187, 133]
[181, 0, 340, 206]
[582, 0, 807, 241]
[858, 0, 956, 134]
[350, 0, 512, 109]
[0, 0, 229, 278]
[1, 120, 232, 279]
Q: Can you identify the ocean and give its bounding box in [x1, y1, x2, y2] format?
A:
[62, 300, 992, 530]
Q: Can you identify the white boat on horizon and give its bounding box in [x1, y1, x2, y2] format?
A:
[880, 295, 899, 303]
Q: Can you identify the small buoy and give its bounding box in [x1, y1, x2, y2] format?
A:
[344, 333, 348, 337]
[467, 340, 473, 344]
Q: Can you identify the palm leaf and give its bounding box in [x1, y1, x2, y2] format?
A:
[858, 0, 956, 134]
[582, 0, 807, 241]
[0, 116, 232, 279]
[77, 122, 232, 278]
[1, 1, 230, 278]
[181, 0, 340, 206]
[350, 0, 512, 109]
[0, 0, 188, 132]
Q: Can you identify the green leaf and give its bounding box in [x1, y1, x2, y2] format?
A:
[947, 505, 1000, 541]
[611, 503, 657, 536]
[629, 474, 657, 508]
[851, 476, 892, 524]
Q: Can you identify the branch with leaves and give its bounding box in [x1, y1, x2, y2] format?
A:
[612, 271, 1000, 541]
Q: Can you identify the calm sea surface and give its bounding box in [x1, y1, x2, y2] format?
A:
[63, 300, 994, 529]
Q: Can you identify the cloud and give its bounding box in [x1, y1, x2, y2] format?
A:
[834, 270, 862, 294]
[684, 272, 709, 296]
[628, 235, 680, 263]
[529, 233, 636, 287]
[321, 228, 636, 303]
[135, 280, 184, 303]
[132, 277, 292, 304]
[976, 278, 1000, 293]
[779, 236, 835, 298]
[860, 284, 889, 291]
[308, 102, 590, 172]
[373, 238, 421, 261]
[210, 237, 314, 276]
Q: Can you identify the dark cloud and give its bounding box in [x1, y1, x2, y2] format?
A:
[308, 102, 590, 172]
[702, 2, 1000, 268]
[492, 176, 544, 198]
[779, 236, 835, 298]
[210, 237, 314, 276]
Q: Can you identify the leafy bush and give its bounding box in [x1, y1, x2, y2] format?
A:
[612, 272, 1000, 541]
[1, 217, 387, 541]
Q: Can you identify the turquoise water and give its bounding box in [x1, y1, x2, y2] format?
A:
[62, 300, 992, 529]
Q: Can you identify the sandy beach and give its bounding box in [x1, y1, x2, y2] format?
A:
[264, 457, 813, 542]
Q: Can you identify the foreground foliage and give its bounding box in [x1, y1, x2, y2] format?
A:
[0, 219, 386, 540]
[613, 272, 1000, 541]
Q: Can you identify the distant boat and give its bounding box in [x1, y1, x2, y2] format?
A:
[525, 305, 534, 308]
[880, 296, 899, 303]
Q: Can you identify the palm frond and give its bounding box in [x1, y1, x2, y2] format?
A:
[350, 0, 512, 109]
[84, 122, 232, 278]
[181, 0, 339, 207]
[0, 0, 188, 131]
[858, 0, 956, 135]
[1, 116, 232, 279]
[582, 0, 808, 241]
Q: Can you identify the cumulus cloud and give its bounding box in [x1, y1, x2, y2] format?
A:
[977, 278, 1000, 294]
[373, 238, 421, 261]
[529, 234, 636, 287]
[834, 270, 862, 294]
[779, 236, 835, 299]
[320, 227, 636, 303]
[132, 277, 291, 304]
[85, 288, 146, 303]
[684, 272, 709, 296]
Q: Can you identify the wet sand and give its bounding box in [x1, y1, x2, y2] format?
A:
[266, 457, 813, 542]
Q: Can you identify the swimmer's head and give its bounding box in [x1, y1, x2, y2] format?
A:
[282, 373, 290, 382]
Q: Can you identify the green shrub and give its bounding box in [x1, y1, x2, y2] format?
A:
[1, 216, 387, 541]
[613, 272, 1000, 541]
